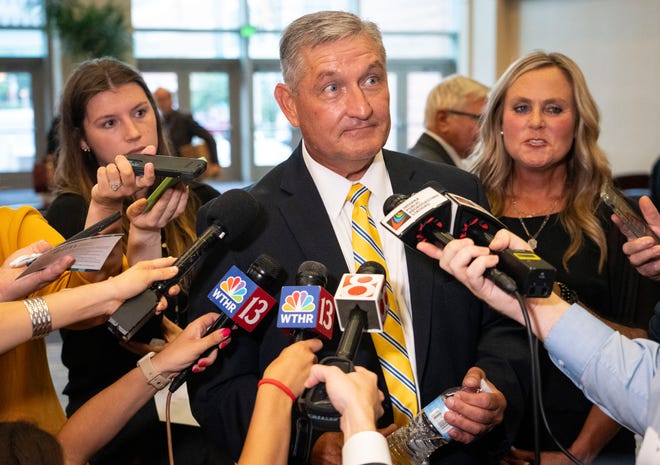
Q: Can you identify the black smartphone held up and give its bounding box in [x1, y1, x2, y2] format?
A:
[126, 154, 207, 180]
[600, 183, 659, 242]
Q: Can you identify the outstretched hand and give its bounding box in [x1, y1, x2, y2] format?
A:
[0, 240, 74, 302]
[442, 367, 506, 444]
[305, 364, 384, 440]
[264, 338, 323, 398]
[151, 312, 233, 378]
[106, 256, 178, 310]
[417, 229, 571, 341]
[612, 195, 660, 281]
[416, 231, 526, 321]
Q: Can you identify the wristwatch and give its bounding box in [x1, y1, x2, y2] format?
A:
[137, 351, 171, 390]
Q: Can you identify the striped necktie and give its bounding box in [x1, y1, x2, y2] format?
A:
[346, 183, 419, 426]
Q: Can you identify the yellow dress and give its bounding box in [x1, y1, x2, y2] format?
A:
[0, 206, 90, 435]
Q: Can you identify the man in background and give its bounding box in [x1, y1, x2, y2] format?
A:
[154, 87, 221, 177]
[409, 75, 489, 170]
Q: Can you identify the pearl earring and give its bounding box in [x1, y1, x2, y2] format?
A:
[500, 130, 504, 136]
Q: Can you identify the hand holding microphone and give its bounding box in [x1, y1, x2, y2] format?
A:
[300, 261, 387, 431]
[107, 189, 260, 342]
[168, 253, 285, 392]
[273, 260, 337, 459]
[381, 182, 556, 297]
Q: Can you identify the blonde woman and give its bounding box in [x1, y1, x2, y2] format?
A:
[472, 51, 659, 465]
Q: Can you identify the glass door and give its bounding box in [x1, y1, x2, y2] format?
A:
[0, 58, 48, 204]
[251, 70, 299, 180]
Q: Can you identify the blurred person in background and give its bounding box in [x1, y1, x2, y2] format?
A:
[154, 87, 222, 177]
[408, 74, 489, 170]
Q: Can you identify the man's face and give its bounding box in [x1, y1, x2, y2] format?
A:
[437, 96, 486, 159]
[275, 35, 391, 179]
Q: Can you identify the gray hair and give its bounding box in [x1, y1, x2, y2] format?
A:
[424, 74, 490, 127]
[279, 10, 386, 90]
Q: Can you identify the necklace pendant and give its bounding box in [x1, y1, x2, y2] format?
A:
[528, 238, 538, 250]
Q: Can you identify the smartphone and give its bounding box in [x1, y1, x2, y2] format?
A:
[68, 211, 122, 241]
[600, 184, 659, 242]
[126, 154, 207, 180]
[144, 177, 180, 213]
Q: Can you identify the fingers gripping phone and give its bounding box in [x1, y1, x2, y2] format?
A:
[144, 177, 180, 213]
[600, 184, 659, 242]
[126, 154, 207, 180]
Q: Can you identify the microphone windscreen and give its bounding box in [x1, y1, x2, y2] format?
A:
[247, 253, 285, 295]
[206, 189, 260, 242]
[296, 260, 328, 286]
[383, 193, 409, 215]
[421, 180, 449, 193]
[357, 260, 385, 276]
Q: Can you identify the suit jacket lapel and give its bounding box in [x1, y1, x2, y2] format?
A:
[384, 151, 435, 382]
[277, 146, 349, 288]
[420, 133, 455, 166]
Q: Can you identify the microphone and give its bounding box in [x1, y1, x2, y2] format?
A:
[107, 189, 260, 342]
[168, 253, 285, 392]
[381, 182, 556, 297]
[333, 261, 388, 357]
[277, 261, 336, 341]
[300, 260, 387, 431]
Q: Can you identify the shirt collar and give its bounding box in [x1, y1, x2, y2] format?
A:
[302, 142, 391, 220]
[425, 130, 465, 168]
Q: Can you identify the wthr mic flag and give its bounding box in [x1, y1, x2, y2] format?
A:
[208, 265, 277, 332]
[277, 285, 335, 340]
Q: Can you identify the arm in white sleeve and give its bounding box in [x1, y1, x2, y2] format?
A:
[342, 430, 392, 465]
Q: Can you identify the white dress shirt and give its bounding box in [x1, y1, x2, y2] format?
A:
[302, 143, 421, 410]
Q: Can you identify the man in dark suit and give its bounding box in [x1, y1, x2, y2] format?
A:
[409, 75, 489, 170]
[153, 87, 221, 177]
[187, 11, 529, 465]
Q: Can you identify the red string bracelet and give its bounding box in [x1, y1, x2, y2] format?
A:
[257, 378, 296, 404]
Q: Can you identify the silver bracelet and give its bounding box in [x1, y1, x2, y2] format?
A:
[23, 297, 52, 339]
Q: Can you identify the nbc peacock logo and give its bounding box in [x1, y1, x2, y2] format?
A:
[281, 290, 316, 313]
[219, 276, 247, 303]
[387, 210, 410, 231]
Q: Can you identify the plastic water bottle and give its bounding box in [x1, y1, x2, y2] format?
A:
[388, 387, 459, 465]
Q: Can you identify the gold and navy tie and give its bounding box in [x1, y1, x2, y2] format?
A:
[347, 183, 419, 425]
